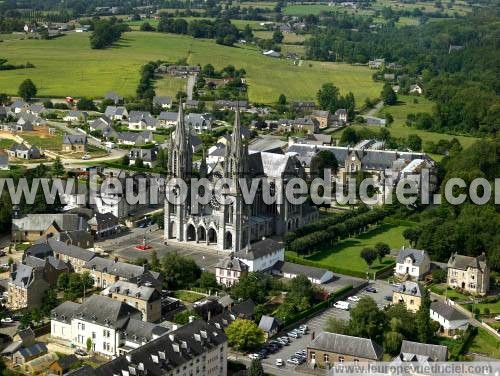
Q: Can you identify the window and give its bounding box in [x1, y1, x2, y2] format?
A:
[323, 354, 329, 362]
[310, 352, 316, 360]
[339, 356, 344, 363]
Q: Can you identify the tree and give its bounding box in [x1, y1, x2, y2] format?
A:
[361, 247, 377, 268]
[225, 319, 265, 351]
[150, 250, 160, 272]
[77, 97, 97, 111]
[121, 154, 130, 166]
[140, 22, 155, 31]
[248, 359, 265, 376]
[86, 337, 93, 352]
[381, 83, 397, 105]
[231, 272, 269, 304]
[272, 30, 284, 43]
[51, 156, 65, 177]
[403, 228, 421, 246]
[431, 268, 446, 283]
[375, 242, 390, 263]
[310, 150, 339, 179]
[161, 252, 201, 290]
[349, 296, 386, 344]
[416, 288, 433, 343]
[172, 309, 200, 325]
[340, 127, 359, 146]
[385, 112, 394, 125]
[198, 271, 218, 289]
[407, 134, 422, 151]
[134, 157, 144, 169]
[384, 330, 403, 355]
[18, 79, 37, 101]
[324, 317, 349, 334]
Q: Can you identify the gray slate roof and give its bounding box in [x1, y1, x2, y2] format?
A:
[396, 248, 428, 266]
[13, 213, 88, 233]
[258, 315, 281, 333]
[83, 256, 153, 280]
[215, 256, 248, 272]
[48, 238, 96, 261]
[10, 262, 36, 288]
[447, 253, 488, 271]
[400, 340, 448, 361]
[16, 342, 47, 358]
[309, 332, 383, 360]
[430, 301, 469, 321]
[63, 134, 87, 145]
[108, 279, 161, 302]
[234, 238, 284, 261]
[395, 281, 422, 297]
[274, 261, 331, 281]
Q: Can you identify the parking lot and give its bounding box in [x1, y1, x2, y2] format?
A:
[258, 280, 397, 373]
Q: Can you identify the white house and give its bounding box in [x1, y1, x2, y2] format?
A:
[409, 84, 423, 95]
[430, 300, 469, 337]
[215, 256, 248, 287]
[51, 295, 167, 358]
[234, 238, 285, 272]
[273, 261, 334, 284]
[395, 247, 431, 280]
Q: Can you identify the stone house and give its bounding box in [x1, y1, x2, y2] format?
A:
[392, 281, 423, 312]
[62, 134, 87, 152]
[447, 253, 490, 295]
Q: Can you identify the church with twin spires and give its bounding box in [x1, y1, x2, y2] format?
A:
[164, 103, 318, 252]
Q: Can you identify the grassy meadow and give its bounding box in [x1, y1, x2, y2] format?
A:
[0, 31, 381, 105]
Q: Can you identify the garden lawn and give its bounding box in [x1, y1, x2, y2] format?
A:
[466, 328, 500, 359]
[173, 290, 205, 303]
[0, 31, 380, 105]
[155, 75, 187, 97]
[287, 221, 412, 275]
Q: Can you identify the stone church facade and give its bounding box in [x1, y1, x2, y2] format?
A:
[164, 105, 318, 252]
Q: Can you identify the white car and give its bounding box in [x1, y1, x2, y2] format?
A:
[333, 301, 350, 310]
[81, 154, 91, 160]
[276, 358, 284, 367]
[1, 318, 13, 324]
[287, 358, 300, 365]
[248, 353, 260, 360]
[495, 315, 500, 321]
[288, 331, 299, 339]
[348, 295, 361, 302]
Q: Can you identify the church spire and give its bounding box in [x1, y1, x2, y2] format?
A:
[174, 100, 186, 149]
[199, 149, 207, 178]
[231, 104, 243, 158]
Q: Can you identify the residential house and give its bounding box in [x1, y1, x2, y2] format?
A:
[447, 253, 490, 295]
[430, 300, 469, 336]
[87, 212, 119, 238]
[24, 254, 69, 284]
[311, 110, 330, 129]
[365, 116, 386, 126]
[105, 106, 128, 121]
[48, 238, 96, 273]
[185, 113, 213, 134]
[215, 256, 248, 287]
[409, 84, 423, 95]
[258, 315, 281, 340]
[116, 131, 152, 146]
[395, 247, 431, 280]
[17, 111, 46, 126]
[234, 238, 285, 272]
[272, 261, 333, 284]
[89, 115, 112, 132]
[92, 320, 227, 376]
[6, 143, 42, 160]
[333, 109, 348, 125]
[50, 295, 168, 358]
[62, 134, 87, 152]
[15, 119, 33, 132]
[307, 332, 383, 367]
[392, 281, 423, 312]
[395, 340, 448, 362]
[11, 101, 29, 114]
[166, 65, 201, 76]
[129, 148, 158, 168]
[262, 50, 281, 58]
[27, 104, 45, 116]
[157, 111, 178, 128]
[128, 111, 156, 131]
[6, 262, 51, 310]
[153, 96, 172, 109]
[82, 256, 160, 289]
[214, 100, 249, 111]
[104, 92, 123, 105]
[63, 111, 88, 123]
[105, 279, 162, 322]
[184, 99, 199, 109]
[11, 212, 89, 243]
[368, 58, 385, 69]
[278, 117, 319, 134]
[48, 354, 79, 376]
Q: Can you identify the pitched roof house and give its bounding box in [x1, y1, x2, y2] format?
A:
[395, 247, 431, 280]
[430, 300, 469, 336]
[62, 134, 87, 152]
[447, 253, 490, 295]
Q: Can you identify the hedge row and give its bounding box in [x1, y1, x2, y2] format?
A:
[284, 284, 353, 326]
[288, 208, 389, 255]
[284, 206, 369, 245]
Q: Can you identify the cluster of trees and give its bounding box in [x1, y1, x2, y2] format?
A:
[0, 58, 34, 71]
[225, 319, 265, 352]
[423, 137, 462, 156]
[195, 64, 247, 101]
[136, 61, 157, 101]
[402, 140, 500, 271]
[18, 78, 37, 101]
[288, 208, 389, 254]
[325, 293, 437, 355]
[275, 275, 318, 321]
[317, 83, 355, 120]
[57, 272, 94, 300]
[157, 15, 241, 46]
[90, 18, 128, 49]
[306, 13, 499, 136]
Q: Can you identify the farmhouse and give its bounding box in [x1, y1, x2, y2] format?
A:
[292, 101, 316, 112]
[62, 134, 87, 152]
[307, 332, 383, 367]
[6, 143, 42, 160]
[166, 65, 201, 76]
[105, 106, 128, 120]
[311, 110, 331, 129]
[430, 300, 469, 336]
[447, 253, 490, 295]
[394, 247, 431, 280]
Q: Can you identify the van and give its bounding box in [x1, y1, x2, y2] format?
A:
[333, 301, 350, 310]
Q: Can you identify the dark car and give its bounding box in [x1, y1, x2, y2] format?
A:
[384, 295, 392, 301]
[365, 286, 377, 293]
[75, 348, 87, 356]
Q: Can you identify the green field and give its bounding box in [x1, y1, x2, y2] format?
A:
[155, 75, 187, 97]
[287, 221, 410, 274]
[467, 328, 500, 358]
[284, 4, 335, 16]
[0, 31, 380, 105]
[173, 290, 205, 303]
[126, 17, 267, 31]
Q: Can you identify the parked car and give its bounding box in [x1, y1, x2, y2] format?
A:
[365, 286, 377, 293]
[81, 154, 91, 160]
[0, 318, 13, 324]
[74, 348, 87, 356]
[299, 324, 308, 332]
[348, 295, 361, 302]
[287, 358, 300, 365]
[248, 353, 260, 360]
[276, 358, 284, 367]
[288, 331, 299, 339]
[333, 301, 350, 310]
[495, 315, 500, 321]
[384, 295, 392, 301]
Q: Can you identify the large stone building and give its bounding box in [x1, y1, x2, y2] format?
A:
[392, 281, 423, 312]
[394, 247, 431, 280]
[164, 105, 318, 252]
[6, 261, 52, 310]
[51, 295, 168, 359]
[447, 253, 490, 295]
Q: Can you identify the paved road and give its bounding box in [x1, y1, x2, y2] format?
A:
[364, 100, 384, 117]
[187, 74, 196, 100]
